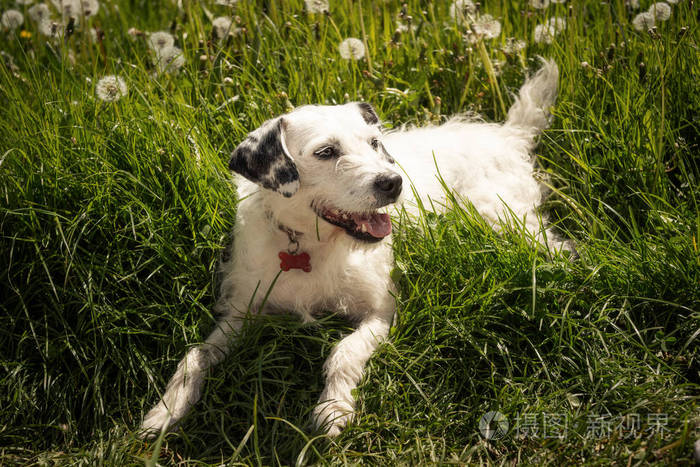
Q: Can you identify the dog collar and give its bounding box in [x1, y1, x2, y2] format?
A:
[277, 222, 312, 273]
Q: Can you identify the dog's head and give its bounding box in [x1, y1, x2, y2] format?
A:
[229, 102, 402, 243]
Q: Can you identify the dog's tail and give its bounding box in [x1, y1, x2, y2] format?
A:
[505, 58, 559, 135]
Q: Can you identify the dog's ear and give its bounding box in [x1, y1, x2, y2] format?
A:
[229, 117, 300, 197]
[356, 102, 379, 125]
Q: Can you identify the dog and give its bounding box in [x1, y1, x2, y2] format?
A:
[140, 59, 571, 438]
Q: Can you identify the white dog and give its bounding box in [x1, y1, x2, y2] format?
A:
[141, 59, 569, 438]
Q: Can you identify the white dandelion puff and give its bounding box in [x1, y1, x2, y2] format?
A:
[449, 0, 476, 25]
[533, 16, 565, 43]
[529, 0, 550, 9]
[95, 75, 128, 102]
[79, 0, 99, 17]
[54, 0, 81, 26]
[502, 37, 526, 54]
[551, 0, 567, 3]
[533, 23, 554, 43]
[471, 14, 501, 39]
[212, 16, 235, 39]
[148, 31, 174, 51]
[632, 11, 655, 31]
[17, 0, 35, 5]
[54, 0, 77, 16]
[548, 16, 566, 33]
[38, 18, 62, 37]
[28, 3, 50, 22]
[625, 0, 640, 8]
[396, 12, 416, 33]
[647, 2, 671, 21]
[396, 21, 411, 33]
[215, 0, 238, 5]
[1, 10, 25, 30]
[338, 37, 365, 60]
[156, 45, 185, 73]
[305, 0, 329, 14]
[665, 0, 678, 3]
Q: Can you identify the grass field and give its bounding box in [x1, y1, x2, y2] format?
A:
[1, 0, 699, 464]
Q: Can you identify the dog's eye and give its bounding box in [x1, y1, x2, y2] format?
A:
[314, 146, 337, 159]
[370, 138, 380, 150]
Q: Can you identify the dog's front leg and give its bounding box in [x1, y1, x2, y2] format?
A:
[140, 309, 244, 438]
[312, 309, 394, 437]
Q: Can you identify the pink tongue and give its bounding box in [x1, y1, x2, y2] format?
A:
[351, 213, 392, 238]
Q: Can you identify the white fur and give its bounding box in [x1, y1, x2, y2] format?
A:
[140, 59, 568, 438]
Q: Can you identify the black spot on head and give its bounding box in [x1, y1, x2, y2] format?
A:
[357, 102, 379, 125]
[275, 166, 298, 185]
[228, 118, 300, 196]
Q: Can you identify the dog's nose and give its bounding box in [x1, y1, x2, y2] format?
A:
[374, 173, 403, 201]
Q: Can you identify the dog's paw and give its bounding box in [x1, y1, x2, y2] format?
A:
[312, 398, 354, 437]
[139, 404, 174, 439]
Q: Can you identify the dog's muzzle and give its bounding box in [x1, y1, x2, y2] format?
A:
[373, 172, 403, 204]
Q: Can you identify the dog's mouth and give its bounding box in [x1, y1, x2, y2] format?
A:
[315, 206, 392, 242]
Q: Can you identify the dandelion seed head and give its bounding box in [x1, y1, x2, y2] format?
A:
[1, 10, 25, 30]
[17, 0, 35, 5]
[529, 0, 550, 9]
[632, 11, 655, 31]
[54, 0, 81, 26]
[28, 3, 50, 22]
[665, 0, 678, 3]
[305, 0, 329, 14]
[55, 0, 76, 15]
[396, 12, 416, 33]
[212, 16, 233, 39]
[648, 2, 671, 21]
[338, 37, 365, 60]
[96, 75, 127, 102]
[38, 18, 62, 37]
[548, 16, 566, 33]
[533, 23, 554, 43]
[550, 0, 567, 3]
[156, 45, 185, 73]
[471, 14, 501, 39]
[215, 0, 238, 5]
[148, 31, 174, 51]
[502, 37, 526, 54]
[449, 0, 476, 25]
[79, 0, 99, 17]
[625, 0, 640, 8]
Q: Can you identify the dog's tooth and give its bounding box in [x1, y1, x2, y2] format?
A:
[361, 224, 367, 233]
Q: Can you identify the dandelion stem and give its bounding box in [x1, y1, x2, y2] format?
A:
[477, 39, 507, 118]
[423, 81, 435, 110]
[357, 0, 374, 74]
[654, 44, 666, 190]
[327, 16, 343, 42]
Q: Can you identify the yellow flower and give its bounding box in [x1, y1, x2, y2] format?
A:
[20, 30, 32, 39]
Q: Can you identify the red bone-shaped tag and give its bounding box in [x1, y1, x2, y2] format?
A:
[278, 251, 311, 272]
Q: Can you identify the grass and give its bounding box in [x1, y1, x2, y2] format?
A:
[1, 0, 698, 464]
